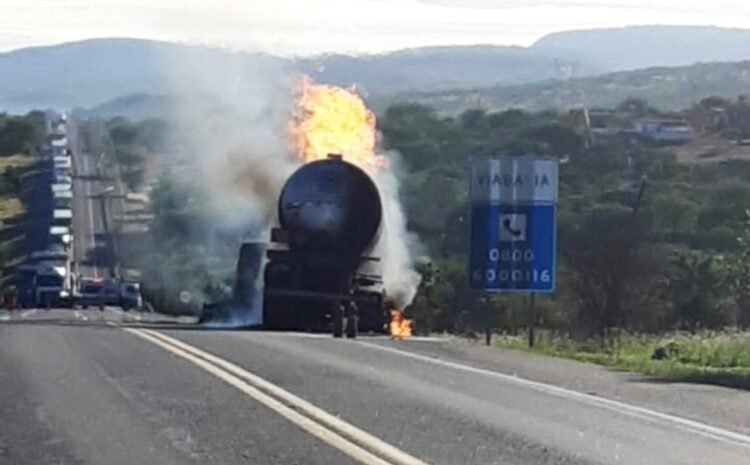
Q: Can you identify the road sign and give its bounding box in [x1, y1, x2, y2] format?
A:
[469, 157, 558, 292]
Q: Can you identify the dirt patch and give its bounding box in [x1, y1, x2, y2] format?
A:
[672, 134, 750, 164]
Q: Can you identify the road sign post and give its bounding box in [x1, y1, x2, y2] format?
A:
[468, 157, 559, 346]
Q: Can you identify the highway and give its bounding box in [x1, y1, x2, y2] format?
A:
[0, 309, 748, 465]
[68, 122, 110, 280]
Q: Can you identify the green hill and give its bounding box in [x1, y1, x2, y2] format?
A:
[394, 61, 750, 113]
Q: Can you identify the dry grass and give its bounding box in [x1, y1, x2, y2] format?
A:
[0, 154, 36, 283]
[0, 154, 33, 171]
[0, 198, 24, 221]
[672, 134, 750, 165]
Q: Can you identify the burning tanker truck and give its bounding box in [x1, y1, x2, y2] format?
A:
[201, 154, 388, 337]
[200, 77, 414, 338]
[263, 153, 387, 338]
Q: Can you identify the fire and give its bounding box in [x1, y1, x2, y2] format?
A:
[390, 309, 413, 340]
[290, 76, 386, 174]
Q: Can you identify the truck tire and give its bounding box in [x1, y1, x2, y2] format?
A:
[345, 303, 358, 339]
[332, 305, 344, 338]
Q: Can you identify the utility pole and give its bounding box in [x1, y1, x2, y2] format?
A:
[484, 298, 492, 346]
[528, 293, 536, 348]
[631, 176, 648, 220]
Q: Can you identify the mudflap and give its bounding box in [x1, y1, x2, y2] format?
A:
[356, 292, 387, 334]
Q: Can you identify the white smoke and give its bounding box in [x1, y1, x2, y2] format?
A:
[373, 155, 423, 308]
[150, 46, 421, 317]
[158, 51, 299, 227]
[148, 48, 299, 324]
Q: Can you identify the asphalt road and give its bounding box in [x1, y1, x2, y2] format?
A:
[69, 122, 109, 280]
[0, 309, 748, 465]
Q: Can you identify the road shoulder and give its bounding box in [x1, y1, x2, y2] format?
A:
[373, 336, 750, 436]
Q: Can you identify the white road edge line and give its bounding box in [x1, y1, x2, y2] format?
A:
[20, 309, 37, 318]
[132, 328, 430, 465]
[82, 155, 98, 278]
[124, 328, 412, 465]
[356, 341, 750, 449]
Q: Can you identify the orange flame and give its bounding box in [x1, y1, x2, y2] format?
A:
[390, 309, 413, 340]
[290, 76, 386, 174]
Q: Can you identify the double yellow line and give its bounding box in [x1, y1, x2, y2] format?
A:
[125, 328, 431, 465]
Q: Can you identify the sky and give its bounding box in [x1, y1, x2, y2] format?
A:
[3, 0, 750, 55]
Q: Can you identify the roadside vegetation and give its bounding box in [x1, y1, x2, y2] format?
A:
[380, 95, 750, 388]
[0, 112, 45, 287]
[495, 331, 750, 389]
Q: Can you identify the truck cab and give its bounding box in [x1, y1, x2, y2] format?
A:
[53, 156, 72, 171]
[53, 190, 73, 209]
[49, 226, 72, 250]
[30, 248, 72, 308]
[33, 261, 70, 308]
[52, 209, 73, 228]
[51, 183, 72, 195]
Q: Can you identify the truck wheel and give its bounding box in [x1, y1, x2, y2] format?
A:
[332, 305, 344, 338]
[345, 303, 358, 339]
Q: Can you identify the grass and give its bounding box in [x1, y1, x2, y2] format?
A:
[0, 197, 24, 221]
[0, 154, 32, 171]
[494, 330, 750, 390]
[0, 154, 36, 288]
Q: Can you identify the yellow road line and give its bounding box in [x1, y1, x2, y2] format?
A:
[125, 328, 429, 465]
[138, 328, 430, 465]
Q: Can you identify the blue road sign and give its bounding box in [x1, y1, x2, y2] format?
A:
[469, 157, 558, 293]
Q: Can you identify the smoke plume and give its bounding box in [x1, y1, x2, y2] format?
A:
[373, 160, 423, 308]
[151, 46, 421, 321]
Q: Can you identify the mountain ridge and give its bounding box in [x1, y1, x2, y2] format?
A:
[5, 25, 750, 112]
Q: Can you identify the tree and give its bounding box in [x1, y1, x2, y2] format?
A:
[521, 124, 583, 157]
[670, 251, 729, 332]
[108, 118, 138, 146]
[114, 145, 147, 190]
[0, 118, 34, 156]
[561, 205, 668, 340]
[114, 145, 146, 169]
[729, 210, 750, 328]
[616, 97, 655, 117]
[3, 166, 22, 193]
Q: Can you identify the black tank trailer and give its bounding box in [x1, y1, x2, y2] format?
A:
[262, 154, 387, 338]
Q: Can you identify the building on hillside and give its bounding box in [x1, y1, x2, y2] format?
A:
[629, 118, 694, 145]
[582, 109, 622, 147]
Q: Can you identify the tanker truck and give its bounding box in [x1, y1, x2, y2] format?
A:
[262, 154, 386, 338]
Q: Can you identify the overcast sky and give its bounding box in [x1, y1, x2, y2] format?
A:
[3, 0, 750, 55]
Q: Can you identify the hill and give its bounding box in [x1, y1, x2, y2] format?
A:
[0, 38, 287, 112]
[73, 93, 178, 120]
[533, 25, 750, 71]
[298, 45, 595, 94]
[0, 39, 586, 112]
[6, 25, 750, 113]
[396, 60, 750, 113]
